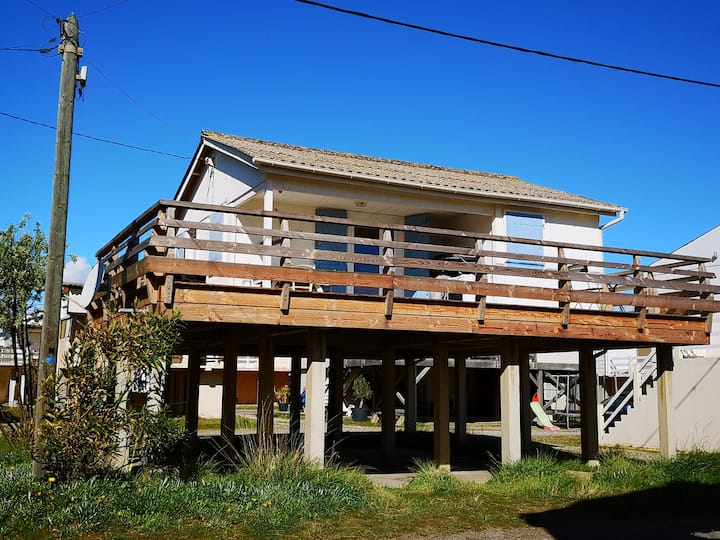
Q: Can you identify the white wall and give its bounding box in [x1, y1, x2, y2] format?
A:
[198, 370, 223, 418]
[489, 206, 603, 308]
[601, 353, 720, 451]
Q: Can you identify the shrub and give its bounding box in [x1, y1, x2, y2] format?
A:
[351, 375, 373, 408]
[35, 304, 183, 480]
[129, 407, 188, 467]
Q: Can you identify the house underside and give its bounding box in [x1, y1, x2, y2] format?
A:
[86, 199, 720, 467]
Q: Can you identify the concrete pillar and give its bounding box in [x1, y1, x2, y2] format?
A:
[305, 331, 326, 465]
[454, 354, 467, 444]
[221, 337, 238, 442]
[405, 357, 417, 432]
[257, 335, 274, 447]
[382, 349, 396, 455]
[520, 350, 532, 457]
[185, 348, 201, 436]
[289, 351, 302, 437]
[500, 340, 521, 464]
[113, 360, 130, 469]
[579, 347, 600, 463]
[328, 350, 344, 449]
[433, 343, 450, 469]
[656, 345, 676, 459]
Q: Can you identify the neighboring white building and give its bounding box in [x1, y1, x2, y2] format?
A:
[601, 225, 720, 451]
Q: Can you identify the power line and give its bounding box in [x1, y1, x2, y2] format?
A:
[86, 59, 180, 132]
[22, 0, 58, 21]
[297, 0, 720, 89]
[0, 47, 53, 53]
[0, 111, 191, 159]
[79, 0, 130, 19]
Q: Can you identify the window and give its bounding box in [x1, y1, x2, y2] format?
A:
[506, 212, 544, 268]
[404, 214, 430, 297]
[315, 208, 347, 293]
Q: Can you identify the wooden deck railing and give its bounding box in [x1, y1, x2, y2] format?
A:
[94, 200, 720, 329]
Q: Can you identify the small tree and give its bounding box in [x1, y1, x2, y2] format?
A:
[35, 304, 184, 479]
[352, 375, 373, 409]
[0, 216, 47, 418]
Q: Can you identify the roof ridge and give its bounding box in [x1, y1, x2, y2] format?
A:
[202, 130, 519, 182]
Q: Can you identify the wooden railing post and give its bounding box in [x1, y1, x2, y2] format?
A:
[279, 218, 292, 313]
[382, 229, 395, 319]
[474, 239, 488, 323]
[162, 206, 176, 307]
[558, 247, 571, 328]
[633, 255, 648, 332]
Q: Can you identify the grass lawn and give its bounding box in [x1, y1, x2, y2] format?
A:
[1, 435, 718, 539]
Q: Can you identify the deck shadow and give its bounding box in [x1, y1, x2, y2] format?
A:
[523, 481, 720, 539]
[192, 431, 579, 474]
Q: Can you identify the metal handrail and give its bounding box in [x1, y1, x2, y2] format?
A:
[602, 352, 657, 431]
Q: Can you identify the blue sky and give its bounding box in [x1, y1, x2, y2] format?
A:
[2, 0, 718, 283]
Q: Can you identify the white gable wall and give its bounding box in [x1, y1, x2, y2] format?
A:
[489, 206, 602, 309]
[601, 225, 720, 451]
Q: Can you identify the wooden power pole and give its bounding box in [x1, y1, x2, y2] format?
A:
[32, 13, 82, 479]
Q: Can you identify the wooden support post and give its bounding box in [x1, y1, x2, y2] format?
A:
[305, 331, 326, 465]
[579, 347, 600, 463]
[382, 349, 396, 455]
[433, 343, 450, 469]
[500, 341, 521, 464]
[520, 350, 532, 457]
[257, 335, 274, 448]
[221, 337, 238, 443]
[327, 351, 344, 450]
[454, 354, 467, 444]
[405, 358, 417, 432]
[289, 351, 302, 437]
[656, 345, 676, 459]
[185, 348, 201, 436]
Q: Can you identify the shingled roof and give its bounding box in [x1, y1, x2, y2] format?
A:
[201, 131, 623, 214]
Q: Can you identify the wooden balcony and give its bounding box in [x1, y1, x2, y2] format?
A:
[92, 200, 720, 352]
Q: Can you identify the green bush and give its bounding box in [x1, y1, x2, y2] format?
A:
[35, 304, 183, 480]
[129, 407, 187, 467]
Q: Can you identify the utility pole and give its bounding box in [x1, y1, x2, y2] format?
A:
[32, 13, 82, 479]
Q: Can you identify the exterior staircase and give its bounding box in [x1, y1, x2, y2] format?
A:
[601, 352, 657, 433]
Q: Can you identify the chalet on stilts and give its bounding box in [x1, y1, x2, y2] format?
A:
[83, 132, 720, 468]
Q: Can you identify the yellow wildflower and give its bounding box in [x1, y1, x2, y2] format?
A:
[47, 477, 56, 484]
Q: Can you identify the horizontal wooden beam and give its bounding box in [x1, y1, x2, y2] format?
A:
[137, 256, 720, 314]
[170, 285, 711, 345]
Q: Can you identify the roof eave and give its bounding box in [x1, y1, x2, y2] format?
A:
[253, 156, 625, 216]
